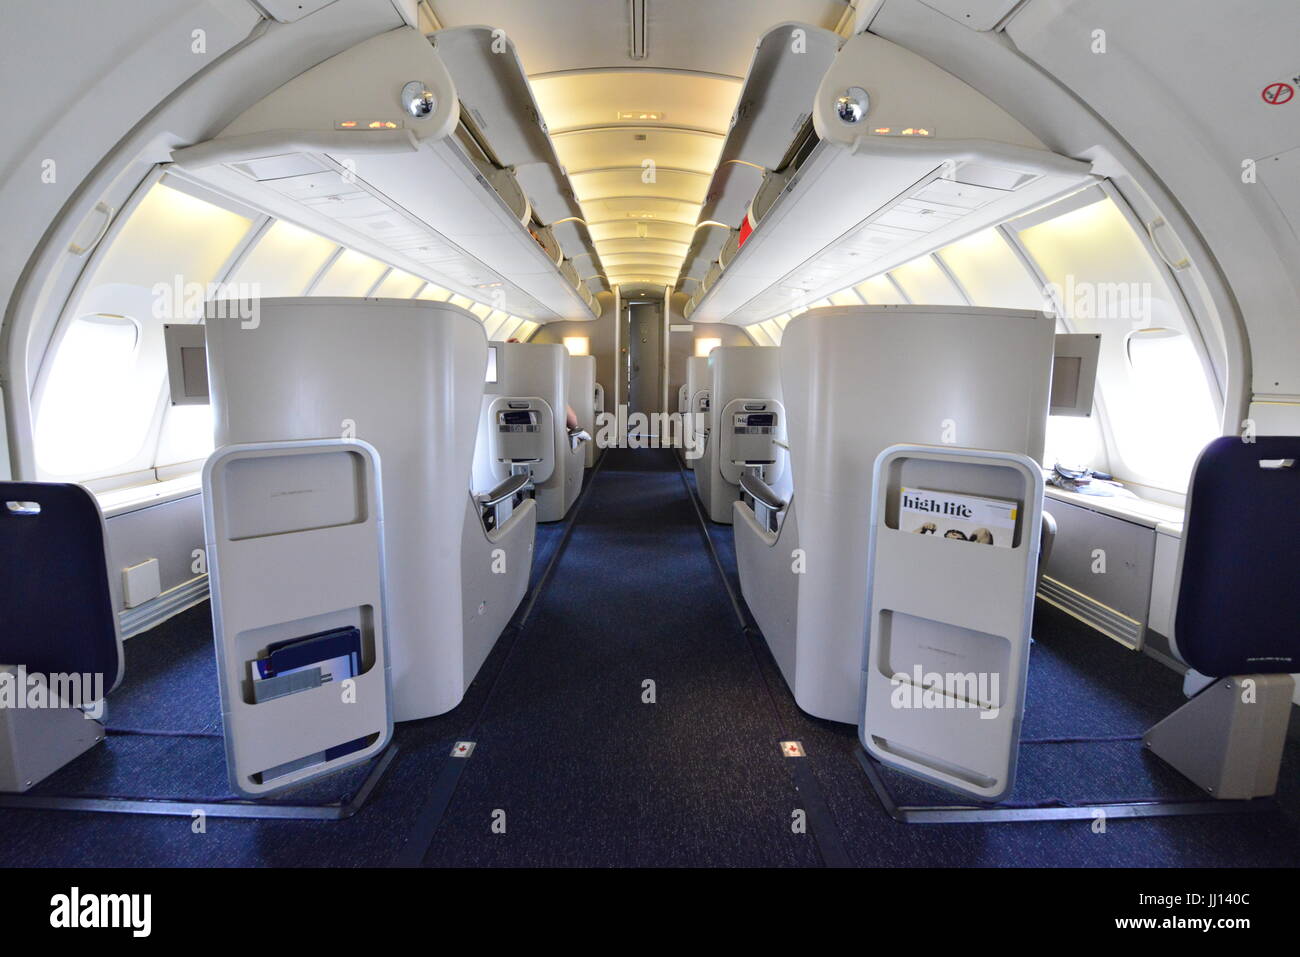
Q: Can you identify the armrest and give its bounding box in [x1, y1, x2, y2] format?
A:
[477, 473, 530, 508]
[1039, 510, 1057, 569]
[740, 471, 786, 511]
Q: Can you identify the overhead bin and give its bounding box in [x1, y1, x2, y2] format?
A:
[687, 32, 1097, 325]
[677, 23, 841, 295]
[431, 26, 605, 286]
[169, 27, 598, 324]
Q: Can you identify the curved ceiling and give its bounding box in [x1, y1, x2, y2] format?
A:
[427, 0, 852, 297]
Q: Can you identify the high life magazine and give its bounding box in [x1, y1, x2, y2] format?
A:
[898, 486, 1019, 547]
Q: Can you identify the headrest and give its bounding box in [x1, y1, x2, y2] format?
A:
[0, 482, 123, 692]
[1174, 436, 1300, 677]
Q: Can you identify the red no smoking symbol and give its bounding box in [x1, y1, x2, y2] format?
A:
[1262, 82, 1294, 105]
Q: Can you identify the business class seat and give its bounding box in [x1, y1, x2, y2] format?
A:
[475, 341, 586, 522]
[681, 355, 711, 471]
[568, 353, 598, 469]
[696, 347, 787, 523]
[0, 483, 124, 790]
[1143, 436, 1299, 799]
[735, 306, 1055, 724]
[205, 297, 535, 722]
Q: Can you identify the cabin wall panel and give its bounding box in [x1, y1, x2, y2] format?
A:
[1, 1, 411, 479]
[104, 494, 206, 616]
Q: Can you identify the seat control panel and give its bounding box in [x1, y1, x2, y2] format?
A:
[495, 405, 546, 464]
[731, 406, 777, 465]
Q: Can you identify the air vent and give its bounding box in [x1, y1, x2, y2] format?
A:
[628, 0, 647, 60]
[953, 163, 1041, 192]
[1038, 576, 1143, 649]
[229, 153, 329, 182]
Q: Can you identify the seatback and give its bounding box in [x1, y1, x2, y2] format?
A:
[205, 297, 489, 721]
[568, 354, 597, 468]
[777, 305, 1053, 722]
[700, 347, 786, 523]
[683, 356, 712, 471]
[475, 341, 581, 521]
[686, 356, 712, 414]
[1172, 436, 1300, 677]
[0, 482, 124, 695]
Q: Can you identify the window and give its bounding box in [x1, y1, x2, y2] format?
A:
[35, 179, 254, 479]
[1043, 414, 1103, 471]
[563, 336, 590, 356]
[310, 248, 387, 296]
[154, 402, 215, 467]
[414, 282, 452, 301]
[888, 255, 965, 305]
[695, 337, 721, 357]
[371, 268, 426, 298]
[227, 219, 335, 297]
[936, 229, 1045, 311]
[496, 316, 525, 341]
[35, 314, 149, 476]
[1121, 327, 1219, 487]
[854, 275, 907, 304]
[1014, 195, 1219, 491]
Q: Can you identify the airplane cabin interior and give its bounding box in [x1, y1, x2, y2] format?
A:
[0, 0, 1298, 909]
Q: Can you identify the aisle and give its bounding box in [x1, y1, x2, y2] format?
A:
[413, 447, 822, 866]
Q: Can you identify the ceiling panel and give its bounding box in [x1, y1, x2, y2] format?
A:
[549, 127, 725, 175]
[599, 252, 690, 268]
[528, 71, 741, 132]
[595, 237, 690, 256]
[582, 196, 701, 225]
[428, 0, 850, 77]
[589, 221, 695, 244]
[570, 168, 711, 204]
[430, 0, 849, 291]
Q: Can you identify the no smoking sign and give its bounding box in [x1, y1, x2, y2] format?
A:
[1262, 81, 1294, 105]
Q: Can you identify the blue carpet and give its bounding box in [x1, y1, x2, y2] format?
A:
[1, 448, 1297, 867]
[415, 448, 820, 866]
[686, 467, 1300, 866]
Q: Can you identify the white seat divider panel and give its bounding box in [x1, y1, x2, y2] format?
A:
[203, 439, 392, 797]
[860, 444, 1043, 803]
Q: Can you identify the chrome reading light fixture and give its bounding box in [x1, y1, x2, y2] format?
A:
[401, 80, 437, 118]
[835, 87, 871, 124]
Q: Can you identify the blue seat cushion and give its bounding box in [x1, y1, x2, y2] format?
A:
[1175, 436, 1299, 677]
[0, 482, 122, 687]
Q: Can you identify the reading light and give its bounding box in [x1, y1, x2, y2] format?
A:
[563, 336, 590, 356]
[400, 80, 437, 118]
[336, 120, 400, 130]
[834, 87, 870, 124]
